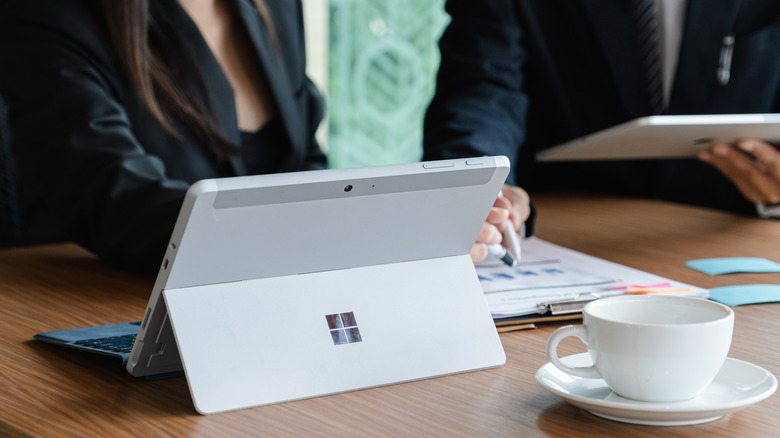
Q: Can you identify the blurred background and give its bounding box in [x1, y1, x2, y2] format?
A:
[303, 0, 448, 168]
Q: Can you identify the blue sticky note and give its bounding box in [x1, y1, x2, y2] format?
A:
[709, 284, 780, 307]
[685, 257, 780, 275]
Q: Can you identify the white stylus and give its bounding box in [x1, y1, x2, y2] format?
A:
[504, 219, 523, 261]
[488, 243, 516, 267]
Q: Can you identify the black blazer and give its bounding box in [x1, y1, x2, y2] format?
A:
[424, 0, 780, 215]
[0, 0, 326, 273]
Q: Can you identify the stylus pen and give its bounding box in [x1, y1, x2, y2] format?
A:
[496, 190, 522, 261]
[503, 219, 523, 261]
[488, 243, 517, 267]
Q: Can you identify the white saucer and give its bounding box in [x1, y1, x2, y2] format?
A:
[536, 353, 777, 426]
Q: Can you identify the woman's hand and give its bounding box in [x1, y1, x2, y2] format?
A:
[470, 184, 531, 263]
[499, 184, 532, 230]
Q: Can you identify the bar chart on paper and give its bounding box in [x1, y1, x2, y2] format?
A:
[477, 238, 708, 319]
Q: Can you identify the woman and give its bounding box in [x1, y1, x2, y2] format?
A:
[0, 0, 326, 273]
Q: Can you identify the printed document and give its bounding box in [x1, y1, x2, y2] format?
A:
[477, 238, 708, 319]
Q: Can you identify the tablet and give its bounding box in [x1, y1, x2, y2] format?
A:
[536, 114, 780, 161]
[36, 156, 510, 414]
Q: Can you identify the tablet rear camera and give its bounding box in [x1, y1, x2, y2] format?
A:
[344, 185, 353, 192]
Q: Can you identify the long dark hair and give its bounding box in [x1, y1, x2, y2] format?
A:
[100, 0, 276, 157]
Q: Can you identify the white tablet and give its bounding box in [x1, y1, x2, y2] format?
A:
[536, 114, 780, 161]
[36, 157, 511, 414]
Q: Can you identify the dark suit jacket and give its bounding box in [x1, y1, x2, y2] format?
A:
[0, 0, 326, 273]
[424, 0, 780, 215]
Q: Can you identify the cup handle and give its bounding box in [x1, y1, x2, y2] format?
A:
[546, 325, 602, 379]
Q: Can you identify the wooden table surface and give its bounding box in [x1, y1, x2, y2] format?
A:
[1, 193, 778, 437]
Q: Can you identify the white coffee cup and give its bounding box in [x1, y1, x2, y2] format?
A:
[546, 295, 734, 403]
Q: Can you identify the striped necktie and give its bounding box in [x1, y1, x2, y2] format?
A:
[632, 0, 664, 114]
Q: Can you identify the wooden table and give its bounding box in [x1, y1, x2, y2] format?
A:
[1, 193, 779, 437]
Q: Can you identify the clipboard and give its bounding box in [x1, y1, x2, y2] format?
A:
[493, 298, 589, 330]
[481, 238, 709, 330]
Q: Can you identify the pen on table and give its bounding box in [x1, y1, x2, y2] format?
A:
[496, 323, 536, 333]
[488, 243, 517, 267]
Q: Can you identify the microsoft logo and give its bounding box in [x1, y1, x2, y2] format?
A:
[326, 312, 362, 345]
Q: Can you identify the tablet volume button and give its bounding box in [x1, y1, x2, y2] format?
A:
[422, 162, 455, 169]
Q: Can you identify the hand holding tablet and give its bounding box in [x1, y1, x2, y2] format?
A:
[536, 114, 780, 161]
